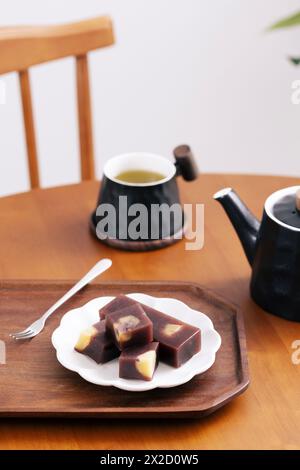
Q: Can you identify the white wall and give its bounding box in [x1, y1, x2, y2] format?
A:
[1, 0, 300, 196]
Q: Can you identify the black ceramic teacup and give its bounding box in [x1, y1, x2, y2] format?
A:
[91, 146, 198, 250]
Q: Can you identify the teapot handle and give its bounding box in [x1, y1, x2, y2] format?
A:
[173, 145, 199, 181]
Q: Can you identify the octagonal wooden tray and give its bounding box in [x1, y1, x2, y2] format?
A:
[0, 280, 249, 418]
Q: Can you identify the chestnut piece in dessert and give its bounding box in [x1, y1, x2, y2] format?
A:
[141, 304, 201, 368]
[99, 295, 136, 320]
[106, 304, 153, 350]
[119, 342, 159, 381]
[74, 321, 119, 364]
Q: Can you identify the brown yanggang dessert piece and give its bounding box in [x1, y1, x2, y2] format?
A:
[99, 295, 137, 320]
[74, 321, 119, 364]
[105, 303, 153, 350]
[99, 295, 201, 367]
[119, 342, 159, 381]
[141, 304, 201, 368]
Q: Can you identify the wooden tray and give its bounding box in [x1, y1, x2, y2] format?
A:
[0, 280, 249, 418]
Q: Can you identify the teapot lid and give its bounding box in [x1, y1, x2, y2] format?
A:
[266, 186, 300, 231]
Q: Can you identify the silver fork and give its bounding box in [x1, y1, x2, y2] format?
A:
[10, 258, 112, 340]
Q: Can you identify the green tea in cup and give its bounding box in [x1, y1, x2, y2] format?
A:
[115, 170, 166, 184]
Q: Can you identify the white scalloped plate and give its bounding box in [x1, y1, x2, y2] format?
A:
[51, 293, 221, 392]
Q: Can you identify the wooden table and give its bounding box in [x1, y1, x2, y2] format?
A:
[0, 174, 300, 450]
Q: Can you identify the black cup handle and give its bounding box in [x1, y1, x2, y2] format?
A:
[173, 145, 199, 181]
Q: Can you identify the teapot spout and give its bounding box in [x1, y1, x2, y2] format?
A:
[214, 188, 260, 266]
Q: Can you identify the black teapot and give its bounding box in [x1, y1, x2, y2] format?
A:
[214, 186, 300, 322]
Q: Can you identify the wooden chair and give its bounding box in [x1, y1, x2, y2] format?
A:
[0, 16, 115, 188]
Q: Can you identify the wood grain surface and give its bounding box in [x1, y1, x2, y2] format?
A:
[0, 174, 300, 449]
[0, 280, 248, 418]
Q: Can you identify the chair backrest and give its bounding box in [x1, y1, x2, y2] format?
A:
[0, 16, 114, 188]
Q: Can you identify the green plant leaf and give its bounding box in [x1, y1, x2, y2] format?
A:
[289, 56, 300, 65]
[268, 11, 300, 31]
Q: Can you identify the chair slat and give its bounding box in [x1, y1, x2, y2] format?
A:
[76, 54, 95, 180]
[19, 70, 40, 189]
